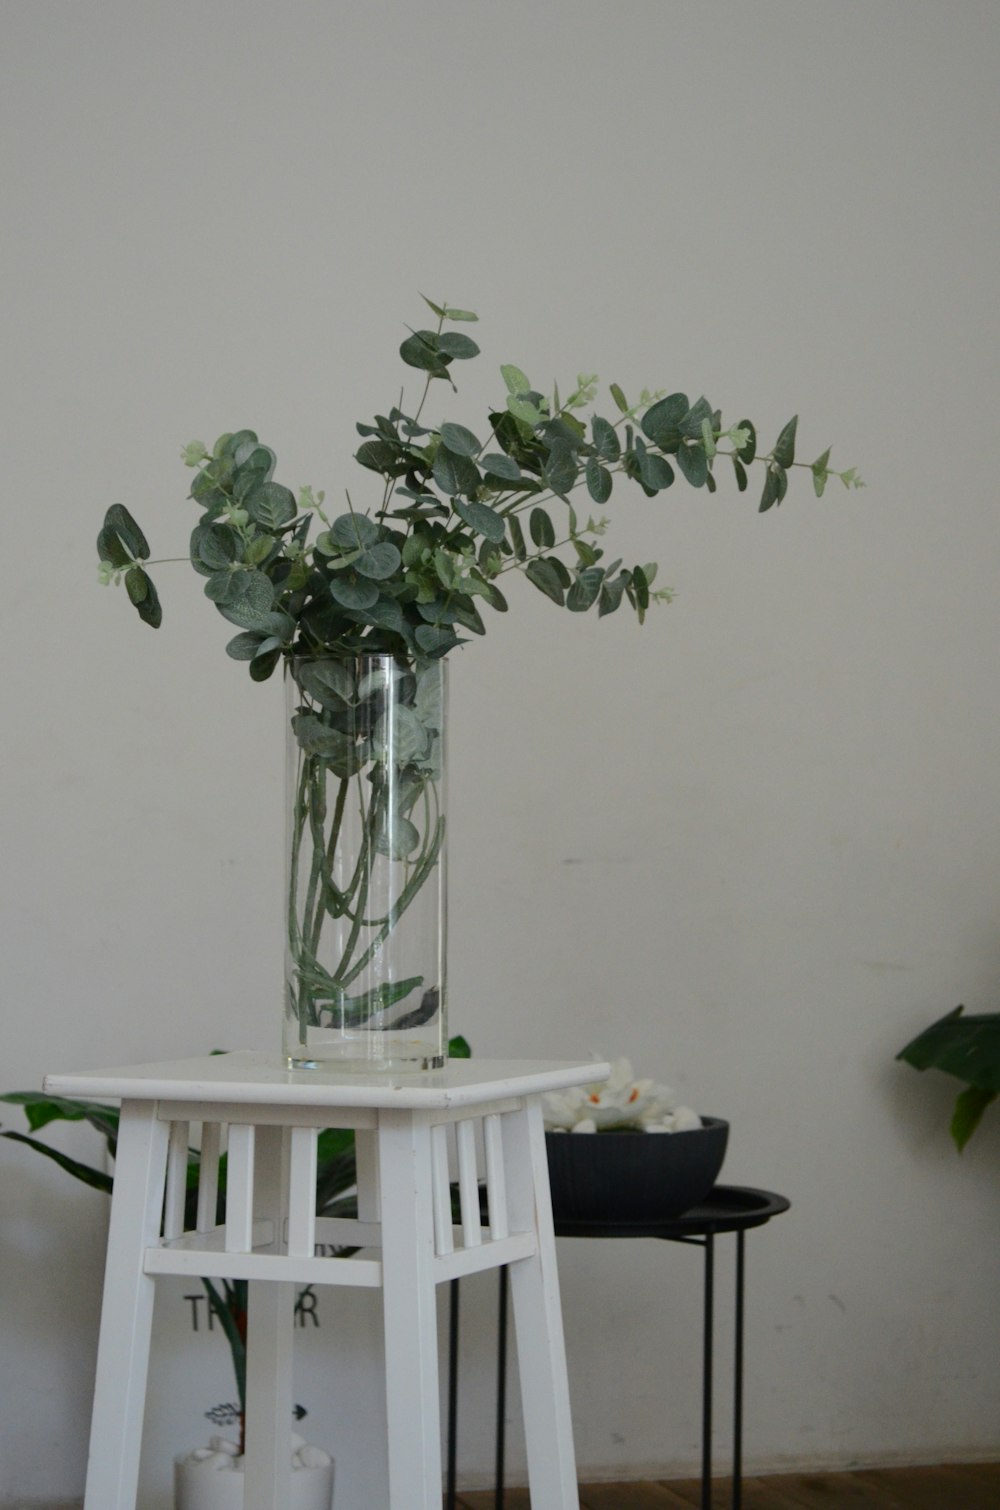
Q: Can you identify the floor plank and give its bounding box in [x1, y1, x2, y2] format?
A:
[662, 1475, 811, 1509]
[579, 1482, 691, 1509]
[452, 1462, 1000, 1510]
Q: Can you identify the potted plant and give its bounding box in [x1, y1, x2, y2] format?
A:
[95, 297, 860, 1073]
[542, 1058, 729, 1222]
[897, 1006, 1000, 1149]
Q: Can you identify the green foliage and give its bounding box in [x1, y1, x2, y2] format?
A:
[95, 299, 857, 670]
[897, 1006, 1000, 1149]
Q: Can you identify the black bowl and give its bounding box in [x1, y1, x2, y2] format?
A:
[545, 1117, 729, 1224]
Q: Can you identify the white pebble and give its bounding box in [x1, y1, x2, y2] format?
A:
[297, 1443, 333, 1468]
[671, 1106, 702, 1132]
[200, 1451, 237, 1472]
[189, 1448, 215, 1461]
[209, 1436, 240, 1456]
[570, 1118, 597, 1133]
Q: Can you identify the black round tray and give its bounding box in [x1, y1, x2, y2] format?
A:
[552, 1184, 790, 1240]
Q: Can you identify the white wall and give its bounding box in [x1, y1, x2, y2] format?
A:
[2, 1, 999, 1505]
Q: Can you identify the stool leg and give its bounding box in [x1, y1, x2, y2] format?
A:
[377, 1108, 442, 1510]
[502, 1098, 579, 1510]
[83, 1100, 169, 1510]
[243, 1126, 294, 1510]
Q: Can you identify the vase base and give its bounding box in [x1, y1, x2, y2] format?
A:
[286, 1051, 446, 1073]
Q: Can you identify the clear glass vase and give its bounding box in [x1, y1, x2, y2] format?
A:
[283, 653, 447, 1070]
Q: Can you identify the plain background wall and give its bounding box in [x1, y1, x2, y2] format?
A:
[3, 1, 1000, 1505]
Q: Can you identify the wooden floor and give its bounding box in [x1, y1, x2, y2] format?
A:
[455, 1461, 1000, 1508]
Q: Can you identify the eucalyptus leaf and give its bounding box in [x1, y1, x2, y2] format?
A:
[400, 330, 449, 376]
[296, 658, 355, 708]
[481, 452, 521, 482]
[329, 575, 380, 610]
[454, 498, 507, 543]
[501, 364, 531, 395]
[330, 513, 380, 550]
[585, 458, 613, 503]
[529, 507, 556, 549]
[415, 623, 462, 656]
[355, 542, 402, 581]
[676, 442, 708, 488]
[439, 422, 481, 457]
[438, 332, 479, 360]
[541, 442, 578, 497]
[101, 503, 150, 562]
[432, 447, 480, 498]
[525, 557, 565, 606]
[773, 416, 798, 469]
[566, 566, 604, 612]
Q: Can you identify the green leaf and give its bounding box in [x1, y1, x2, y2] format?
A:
[454, 499, 506, 543]
[507, 394, 543, 427]
[585, 458, 613, 504]
[525, 558, 565, 606]
[400, 330, 450, 377]
[329, 575, 380, 610]
[448, 1034, 472, 1058]
[100, 503, 150, 564]
[610, 383, 628, 414]
[773, 415, 798, 469]
[529, 507, 556, 549]
[732, 456, 748, 493]
[97, 526, 132, 569]
[296, 659, 355, 708]
[811, 447, 832, 498]
[197, 523, 241, 570]
[637, 448, 675, 492]
[641, 393, 688, 448]
[437, 332, 479, 360]
[432, 448, 480, 498]
[439, 422, 481, 457]
[292, 714, 367, 775]
[508, 515, 527, 561]
[591, 415, 621, 462]
[501, 364, 531, 395]
[125, 565, 148, 605]
[897, 1007, 1000, 1093]
[481, 452, 521, 483]
[249, 644, 281, 682]
[541, 442, 578, 498]
[213, 575, 280, 632]
[355, 542, 402, 580]
[355, 439, 400, 474]
[676, 442, 708, 488]
[759, 464, 787, 513]
[226, 631, 267, 661]
[134, 572, 162, 627]
[598, 571, 628, 617]
[566, 566, 604, 612]
[0, 1131, 113, 1193]
[415, 623, 461, 657]
[330, 513, 380, 550]
[735, 421, 757, 465]
[951, 1085, 997, 1151]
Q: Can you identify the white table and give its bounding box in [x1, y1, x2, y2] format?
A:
[45, 1051, 608, 1510]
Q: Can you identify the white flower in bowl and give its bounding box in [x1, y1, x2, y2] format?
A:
[543, 1058, 700, 1133]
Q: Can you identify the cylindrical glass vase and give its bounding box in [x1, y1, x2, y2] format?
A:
[283, 653, 447, 1070]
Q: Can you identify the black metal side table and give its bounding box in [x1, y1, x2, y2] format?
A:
[445, 1184, 791, 1510]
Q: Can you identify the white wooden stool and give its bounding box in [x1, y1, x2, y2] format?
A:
[44, 1051, 608, 1510]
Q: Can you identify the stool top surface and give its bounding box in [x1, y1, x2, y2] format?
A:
[43, 1049, 610, 1110]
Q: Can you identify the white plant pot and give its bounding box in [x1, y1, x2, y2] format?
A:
[174, 1442, 334, 1510]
